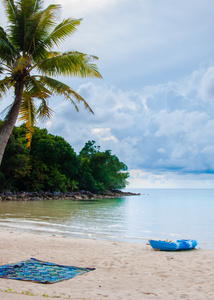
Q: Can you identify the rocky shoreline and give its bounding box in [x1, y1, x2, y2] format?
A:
[0, 190, 140, 201]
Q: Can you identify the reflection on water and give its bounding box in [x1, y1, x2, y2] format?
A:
[0, 189, 214, 249]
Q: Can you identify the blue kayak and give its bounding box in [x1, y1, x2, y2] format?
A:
[149, 239, 197, 251]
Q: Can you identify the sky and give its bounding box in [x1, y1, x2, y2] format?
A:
[1, 0, 214, 189]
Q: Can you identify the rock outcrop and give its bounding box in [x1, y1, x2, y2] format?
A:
[0, 190, 140, 201]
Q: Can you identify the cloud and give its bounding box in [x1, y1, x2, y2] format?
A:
[198, 67, 214, 102]
[39, 0, 214, 91]
[127, 170, 214, 189]
[44, 64, 214, 189]
[91, 128, 118, 143]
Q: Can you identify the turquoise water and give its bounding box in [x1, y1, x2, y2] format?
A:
[0, 189, 213, 249]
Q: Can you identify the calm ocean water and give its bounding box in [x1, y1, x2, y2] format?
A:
[0, 189, 213, 249]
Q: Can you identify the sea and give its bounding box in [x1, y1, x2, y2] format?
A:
[0, 189, 213, 249]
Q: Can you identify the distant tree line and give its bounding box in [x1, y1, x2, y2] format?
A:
[0, 122, 129, 193]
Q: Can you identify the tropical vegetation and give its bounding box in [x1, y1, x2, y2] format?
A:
[0, 123, 129, 193]
[0, 0, 102, 166]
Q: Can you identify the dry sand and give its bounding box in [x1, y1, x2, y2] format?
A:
[0, 230, 213, 300]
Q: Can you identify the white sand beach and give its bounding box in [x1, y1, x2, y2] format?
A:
[0, 230, 213, 300]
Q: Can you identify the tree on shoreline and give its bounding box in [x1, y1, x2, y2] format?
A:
[78, 141, 129, 192]
[0, 0, 102, 165]
[0, 124, 129, 192]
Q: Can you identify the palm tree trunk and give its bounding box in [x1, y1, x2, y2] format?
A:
[0, 80, 24, 165]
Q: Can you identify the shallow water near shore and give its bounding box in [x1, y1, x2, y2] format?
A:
[0, 188, 213, 249]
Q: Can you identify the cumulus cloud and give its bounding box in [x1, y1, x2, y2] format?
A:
[44, 64, 214, 189]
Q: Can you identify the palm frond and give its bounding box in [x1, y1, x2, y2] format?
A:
[19, 73, 53, 146]
[33, 0, 43, 12]
[24, 76, 52, 100]
[16, 0, 43, 16]
[37, 51, 102, 79]
[7, 0, 33, 52]
[0, 76, 13, 98]
[0, 27, 17, 64]
[22, 76, 53, 127]
[45, 18, 82, 48]
[37, 99, 54, 121]
[26, 4, 61, 56]
[2, 0, 17, 25]
[37, 75, 94, 113]
[19, 91, 37, 147]
[20, 0, 43, 14]
[6, 1, 58, 55]
[19, 93, 37, 124]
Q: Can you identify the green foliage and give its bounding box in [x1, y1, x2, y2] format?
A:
[0, 124, 31, 191]
[26, 126, 79, 192]
[0, 125, 129, 192]
[78, 141, 129, 192]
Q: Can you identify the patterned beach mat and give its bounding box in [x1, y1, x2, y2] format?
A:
[0, 258, 95, 283]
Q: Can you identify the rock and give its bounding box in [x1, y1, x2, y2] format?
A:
[105, 190, 114, 196]
[73, 195, 82, 200]
[80, 194, 90, 199]
[0, 189, 140, 201]
[30, 197, 42, 201]
[5, 191, 12, 196]
[85, 192, 95, 198]
[65, 192, 74, 197]
[20, 192, 27, 198]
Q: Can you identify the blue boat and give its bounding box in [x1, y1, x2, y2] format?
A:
[149, 239, 197, 251]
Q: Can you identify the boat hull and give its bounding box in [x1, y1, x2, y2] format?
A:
[149, 239, 197, 251]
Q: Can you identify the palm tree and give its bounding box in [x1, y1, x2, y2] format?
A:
[0, 0, 102, 165]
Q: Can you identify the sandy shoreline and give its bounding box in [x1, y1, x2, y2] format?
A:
[0, 230, 213, 300]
